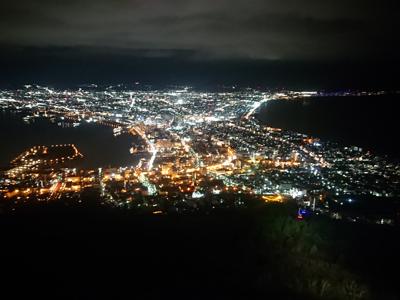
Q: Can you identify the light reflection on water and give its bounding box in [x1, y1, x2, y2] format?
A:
[0, 111, 144, 168]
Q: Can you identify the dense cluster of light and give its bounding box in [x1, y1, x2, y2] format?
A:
[0, 85, 398, 224]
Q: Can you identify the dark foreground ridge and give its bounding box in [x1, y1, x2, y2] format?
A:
[1, 203, 399, 299]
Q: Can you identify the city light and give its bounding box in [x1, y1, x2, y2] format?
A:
[0, 86, 398, 224]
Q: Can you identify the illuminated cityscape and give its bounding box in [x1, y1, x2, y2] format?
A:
[1, 0, 400, 298]
[1, 86, 399, 224]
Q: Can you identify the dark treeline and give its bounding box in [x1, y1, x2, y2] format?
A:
[1, 202, 399, 299]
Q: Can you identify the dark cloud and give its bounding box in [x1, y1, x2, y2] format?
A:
[0, 0, 399, 61]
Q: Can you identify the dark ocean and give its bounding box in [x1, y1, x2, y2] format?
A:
[0, 111, 141, 168]
[1, 94, 399, 168]
[257, 94, 400, 159]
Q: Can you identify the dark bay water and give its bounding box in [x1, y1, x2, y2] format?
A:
[0, 111, 141, 168]
[257, 94, 400, 158]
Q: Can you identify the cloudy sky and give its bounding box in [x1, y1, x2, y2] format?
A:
[1, 0, 399, 86]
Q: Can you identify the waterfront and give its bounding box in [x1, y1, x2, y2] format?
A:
[258, 94, 400, 159]
[0, 111, 141, 168]
[0, 87, 399, 224]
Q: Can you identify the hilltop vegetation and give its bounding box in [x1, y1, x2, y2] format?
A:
[1, 202, 398, 299]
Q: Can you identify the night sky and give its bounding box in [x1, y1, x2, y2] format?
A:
[1, 0, 399, 88]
